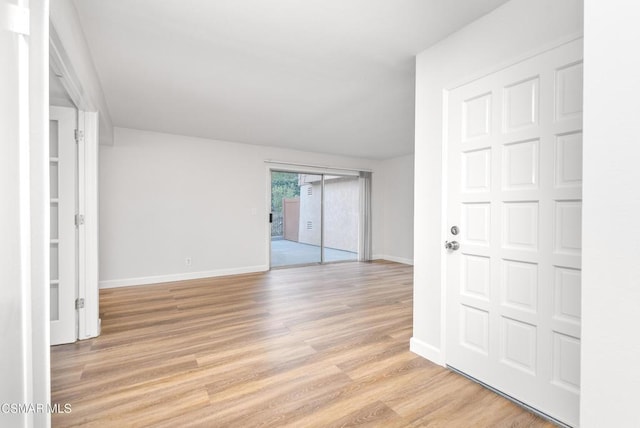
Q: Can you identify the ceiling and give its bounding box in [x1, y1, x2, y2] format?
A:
[72, 0, 509, 159]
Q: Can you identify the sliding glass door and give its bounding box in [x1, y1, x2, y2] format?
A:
[270, 170, 360, 268]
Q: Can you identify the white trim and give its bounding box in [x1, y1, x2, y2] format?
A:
[77, 110, 86, 339]
[268, 163, 360, 177]
[49, 25, 87, 111]
[0, 3, 30, 35]
[265, 159, 370, 175]
[266, 166, 273, 269]
[99, 265, 270, 289]
[30, 2, 51, 424]
[18, 11, 33, 417]
[410, 337, 445, 366]
[78, 111, 99, 339]
[373, 255, 414, 266]
[440, 87, 450, 365]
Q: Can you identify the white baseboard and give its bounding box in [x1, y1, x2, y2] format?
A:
[99, 265, 269, 289]
[410, 337, 445, 366]
[373, 254, 414, 265]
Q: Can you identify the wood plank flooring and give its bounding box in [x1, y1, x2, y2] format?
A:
[51, 261, 554, 427]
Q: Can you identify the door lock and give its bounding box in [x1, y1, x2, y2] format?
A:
[444, 240, 460, 251]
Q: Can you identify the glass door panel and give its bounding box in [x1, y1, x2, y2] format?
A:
[270, 172, 322, 267]
[322, 175, 359, 262]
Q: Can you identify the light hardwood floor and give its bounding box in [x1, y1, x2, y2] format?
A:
[51, 261, 554, 427]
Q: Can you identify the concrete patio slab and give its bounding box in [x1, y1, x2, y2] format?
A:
[270, 239, 357, 267]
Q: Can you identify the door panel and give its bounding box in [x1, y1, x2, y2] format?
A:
[445, 39, 583, 426]
[50, 106, 77, 345]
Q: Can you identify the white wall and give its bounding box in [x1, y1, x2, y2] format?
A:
[377, 154, 414, 265]
[100, 128, 391, 287]
[412, 0, 583, 362]
[581, 1, 640, 426]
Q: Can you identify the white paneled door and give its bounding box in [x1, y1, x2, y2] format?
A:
[50, 106, 78, 345]
[445, 39, 582, 426]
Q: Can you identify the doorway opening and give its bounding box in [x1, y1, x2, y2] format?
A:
[270, 171, 361, 268]
[49, 25, 101, 345]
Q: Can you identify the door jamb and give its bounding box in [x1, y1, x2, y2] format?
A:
[76, 110, 100, 339]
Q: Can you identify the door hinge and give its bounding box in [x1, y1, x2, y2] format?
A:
[75, 214, 85, 227]
[75, 298, 85, 310]
[74, 129, 84, 143]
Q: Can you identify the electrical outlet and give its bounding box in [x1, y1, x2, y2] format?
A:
[185, 257, 192, 266]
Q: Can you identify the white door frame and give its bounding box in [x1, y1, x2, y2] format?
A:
[76, 110, 100, 339]
[1, 0, 50, 425]
[439, 32, 584, 366]
[50, 23, 100, 339]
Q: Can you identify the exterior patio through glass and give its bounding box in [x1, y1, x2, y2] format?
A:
[270, 171, 359, 268]
[270, 238, 357, 268]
